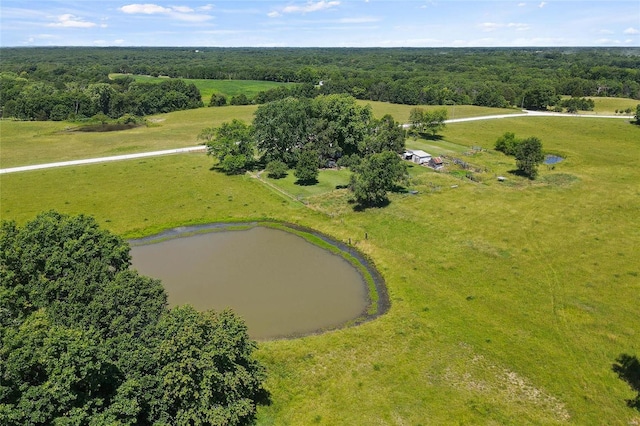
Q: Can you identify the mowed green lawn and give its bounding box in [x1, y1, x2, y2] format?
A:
[1, 110, 640, 424]
[109, 73, 295, 102]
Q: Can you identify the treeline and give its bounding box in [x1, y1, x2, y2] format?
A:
[0, 72, 202, 121]
[1, 47, 639, 120]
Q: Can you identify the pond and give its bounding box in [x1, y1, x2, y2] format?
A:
[130, 225, 376, 340]
[544, 155, 564, 165]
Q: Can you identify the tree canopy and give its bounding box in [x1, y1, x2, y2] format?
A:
[350, 151, 407, 207]
[0, 211, 266, 425]
[515, 137, 545, 179]
[203, 119, 254, 174]
[494, 133, 545, 179]
[0, 71, 203, 121]
[294, 150, 320, 184]
[494, 132, 521, 156]
[408, 107, 448, 137]
[3, 47, 638, 121]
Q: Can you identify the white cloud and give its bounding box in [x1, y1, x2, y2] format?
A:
[538, 2, 546, 8]
[47, 14, 97, 28]
[172, 6, 194, 13]
[278, 1, 341, 14]
[114, 39, 125, 44]
[623, 27, 639, 35]
[173, 13, 212, 23]
[518, 2, 526, 6]
[120, 4, 172, 14]
[598, 29, 614, 35]
[268, 11, 281, 18]
[480, 22, 500, 32]
[199, 4, 214, 11]
[119, 3, 212, 22]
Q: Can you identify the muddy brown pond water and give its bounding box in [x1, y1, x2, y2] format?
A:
[130, 225, 371, 340]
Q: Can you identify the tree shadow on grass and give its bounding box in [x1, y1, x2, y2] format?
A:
[294, 178, 318, 186]
[423, 133, 444, 141]
[507, 168, 536, 180]
[350, 198, 390, 212]
[612, 353, 640, 410]
[391, 184, 409, 194]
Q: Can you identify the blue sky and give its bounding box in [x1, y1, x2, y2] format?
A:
[1, 1, 638, 47]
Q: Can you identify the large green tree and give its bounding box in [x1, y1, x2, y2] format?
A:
[522, 84, 559, 110]
[408, 107, 447, 137]
[494, 132, 521, 156]
[361, 114, 406, 155]
[152, 306, 266, 425]
[309, 94, 372, 159]
[350, 151, 407, 207]
[252, 95, 374, 167]
[203, 119, 255, 174]
[515, 136, 545, 179]
[294, 149, 319, 184]
[253, 97, 312, 166]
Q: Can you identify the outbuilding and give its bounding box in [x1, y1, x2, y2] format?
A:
[429, 157, 444, 169]
[408, 150, 432, 165]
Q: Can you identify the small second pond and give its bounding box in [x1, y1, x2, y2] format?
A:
[544, 155, 564, 165]
[130, 225, 370, 340]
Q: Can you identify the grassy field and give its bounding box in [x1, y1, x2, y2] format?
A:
[0, 105, 257, 168]
[560, 96, 638, 115]
[0, 104, 518, 169]
[109, 73, 294, 102]
[361, 100, 520, 123]
[1, 107, 640, 424]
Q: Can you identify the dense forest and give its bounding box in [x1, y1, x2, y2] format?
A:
[1, 47, 639, 120]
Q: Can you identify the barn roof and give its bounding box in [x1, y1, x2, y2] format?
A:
[411, 150, 431, 158]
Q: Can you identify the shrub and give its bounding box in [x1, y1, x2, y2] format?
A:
[495, 132, 521, 156]
[265, 160, 288, 179]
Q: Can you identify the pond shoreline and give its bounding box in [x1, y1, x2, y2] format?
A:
[129, 221, 390, 340]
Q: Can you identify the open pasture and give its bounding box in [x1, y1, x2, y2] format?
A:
[0, 105, 256, 168]
[0, 104, 516, 169]
[1, 110, 639, 424]
[361, 100, 520, 123]
[582, 96, 638, 115]
[109, 73, 294, 102]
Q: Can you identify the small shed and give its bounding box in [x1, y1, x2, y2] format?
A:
[410, 150, 432, 165]
[429, 157, 444, 169]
